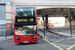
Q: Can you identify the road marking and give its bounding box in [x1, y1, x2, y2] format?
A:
[63, 41, 75, 42]
[73, 36, 75, 38]
[50, 39, 58, 40]
[44, 39, 64, 50]
[49, 39, 58, 41]
[53, 39, 64, 43]
[67, 44, 75, 50]
[44, 37, 47, 39]
[56, 44, 71, 46]
[67, 37, 75, 39]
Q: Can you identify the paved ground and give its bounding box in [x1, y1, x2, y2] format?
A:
[0, 36, 13, 41]
[0, 35, 59, 50]
[39, 30, 75, 50]
[0, 29, 75, 50]
[49, 25, 75, 35]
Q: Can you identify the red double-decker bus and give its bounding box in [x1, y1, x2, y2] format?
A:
[13, 7, 38, 43]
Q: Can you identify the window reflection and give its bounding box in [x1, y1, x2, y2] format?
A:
[15, 25, 36, 35]
[16, 8, 35, 16]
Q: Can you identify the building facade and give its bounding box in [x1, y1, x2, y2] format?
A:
[0, 0, 75, 35]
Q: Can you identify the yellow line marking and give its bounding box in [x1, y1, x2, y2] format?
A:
[49, 39, 58, 41]
[56, 44, 71, 46]
[67, 44, 75, 50]
[53, 39, 64, 43]
[44, 39, 64, 50]
[44, 37, 47, 39]
[73, 36, 75, 38]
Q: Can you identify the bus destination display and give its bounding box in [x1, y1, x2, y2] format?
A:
[16, 17, 35, 23]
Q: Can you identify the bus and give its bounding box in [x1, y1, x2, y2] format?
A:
[13, 7, 38, 43]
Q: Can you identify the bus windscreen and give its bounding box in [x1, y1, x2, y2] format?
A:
[16, 8, 35, 16]
[15, 25, 36, 35]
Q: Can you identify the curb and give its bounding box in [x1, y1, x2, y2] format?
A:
[38, 34, 44, 39]
[38, 29, 48, 39]
[39, 29, 75, 37]
[46, 29, 75, 37]
[38, 33, 47, 40]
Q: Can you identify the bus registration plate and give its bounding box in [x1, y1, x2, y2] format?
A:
[23, 41, 28, 43]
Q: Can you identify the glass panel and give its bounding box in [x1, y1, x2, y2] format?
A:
[0, 30, 1, 35]
[16, 8, 35, 16]
[3, 32, 6, 35]
[3, 29, 6, 35]
[15, 25, 36, 35]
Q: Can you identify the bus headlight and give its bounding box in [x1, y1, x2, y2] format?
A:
[32, 36, 37, 40]
[15, 37, 20, 40]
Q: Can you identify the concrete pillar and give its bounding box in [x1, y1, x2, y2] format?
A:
[45, 15, 49, 29]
